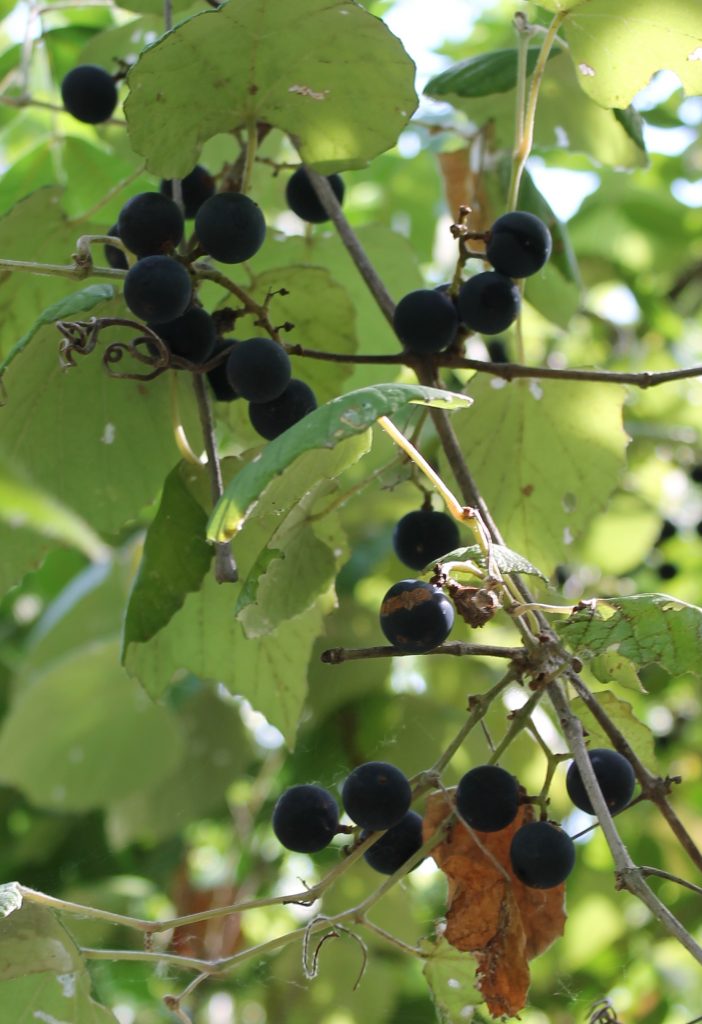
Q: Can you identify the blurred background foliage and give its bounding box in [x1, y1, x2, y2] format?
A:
[0, 0, 701, 1022]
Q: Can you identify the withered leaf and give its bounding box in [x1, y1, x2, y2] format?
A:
[423, 790, 567, 1018]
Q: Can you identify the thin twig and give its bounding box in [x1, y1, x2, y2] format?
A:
[192, 375, 238, 583]
[320, 642, 526, 664]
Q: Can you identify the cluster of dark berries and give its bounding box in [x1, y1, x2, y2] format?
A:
[272, 761, 425, 875]
[393, 210, 552, 353]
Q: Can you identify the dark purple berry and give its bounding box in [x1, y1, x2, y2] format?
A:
[380, 579, 454, 654]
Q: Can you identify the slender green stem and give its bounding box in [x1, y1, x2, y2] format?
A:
[512, 14, 531, 175]
[430, 669, 517, 778]
[80, 947, 213, 972]
[489, 688, 544, 765]
[241, 120, 258, 195]
[360, 919, 425, 958]
[0, 257, 124, 280]
[506, 11, 566, 211]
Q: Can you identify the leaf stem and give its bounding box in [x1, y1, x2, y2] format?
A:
[192, 374, 238, 583]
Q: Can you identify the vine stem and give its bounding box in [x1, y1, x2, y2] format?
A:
[0, 257, 124, 280]
[377, 415, 465, 523]
[320, 641, 526, 664]
[506, 10, 566, 211]
[192, 374, 238, 583]
[241, 119, 258, 195]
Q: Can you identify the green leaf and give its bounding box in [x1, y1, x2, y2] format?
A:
[564, 0, 702, 109]
[106, 686, 253, 846]
[250, 265, 358, 404]
[437, 543, 547, 580]
[125, 0, 418, 177]
[0, 882, 22, 919]
[0, 453, 110, 562]
[558, 594, 702, 684]
[0, 640, 184, 811]
[122, 461, 213, 650]
[452, 379, 628, 574]
[425, 46, 560, 99]
[590, 651, 645, 693]
[614, 106, 647, 153]
[421, 937, 482, 1024]
[0, 902, 117, 1022]
[570, 692, 656, 770]
[208, 384, 472, 542]
[0, 299, 200, 536]
[125, 572, 331, 745]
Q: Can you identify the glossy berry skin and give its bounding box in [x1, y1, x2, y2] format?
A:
[61, 65, 117, 124]
[104, 223, 127, 271]
[286, 168, 344, 223]
[510, 821, 575, 889]
[342, 762, 412, 832]
[225, 337, 291, 403]
[393, 289, 459, 354]
[566, 748, 636, 815]
[272, 784, 339, 853]
[457, 272, 521, 336]
[455, 765, 520, 832]
[362, 810, 424, 875]
[380, 579, 454, 654]
[123, 256, 192, 325]
[393, 508, 460, 570]
[117, 192, 184, 258]
[207, 340, 240, 401]
[486, 211, 552, 278]
[160, 165, 216, 219]
[249, 379, 317, 440]
[148, 306, 216, 364]
[195, 192, 266, 263]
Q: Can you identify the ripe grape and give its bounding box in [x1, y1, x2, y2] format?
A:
[117, 192, 184, 258]
[393, 289, 459, 354]
[509, 821, 575, 889]
[207, 340, 240, 401]
[362, 810, 424, 875]
[104, 223, 127, 271]
[393, 508, 460, 570]
[455, 764, 519, 832]
[225, 337, 291, 403]
[457, 272, 521, 335]
[148, 306, 216, 364]
[379, 579, 454, 654]
[286, 168, 344, 223]
[486, 211, 552, 279]
[342, 762, 412, 832]
[565, 748, 636, 815]
[248, 379, 317, 440]
[160, 165, 216, 219]
[123, 256, 192, 324]
[272, 784, 339, 853]
[61, 65, 117, 124]
[195, 192, 266, 263]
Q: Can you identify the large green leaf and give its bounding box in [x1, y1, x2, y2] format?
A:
[106, 686, 253, 846]
[0, 300, 200, 536]
[564, 0, 702, 109]
[427, 52, 646, 169]
[125, 572, 331, 745]
[125, 0, 418, 177]
[425, 46, 560, 99]
[453, 379, 628, 574]
[0, 902, 117, 1022]
[122, 461, 213, 649]
[570, 692, 656, 770]
[558, 594, 702, 683]
[208, 384, 472, 541]
[0, 640, 184, 811]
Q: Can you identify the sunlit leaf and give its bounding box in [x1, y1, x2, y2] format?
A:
[421, 937, 482, 1024]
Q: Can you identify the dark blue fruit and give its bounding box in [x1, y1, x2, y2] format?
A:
[123, 256, 192, 324]
[486, 211, 552, 279]
[342, 762, 412, 832]
[509, 820, 575, 889]
[457, 272, 521, 336]
[248, 379, 317, 440]
[380, 579, 454, 654]
[225, 337, 291, 403]
[565, 748, 636, 815]
[207, 340, 240, 401]
[393, 289, 459, 354]
[455, 765, 520, 832]
[286, 168, 344, 223]
[362, 810, 425, 874]
[160, 165, 216, 219]
[272, 784, 339, 853]
[104, 223, 127, 271]
[148, 306, 216, 364]
[393, 508, 460, 570]
[195, 192, 266, 264]
[117, 192, 184, 258]
[61, 65, 117, 124]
